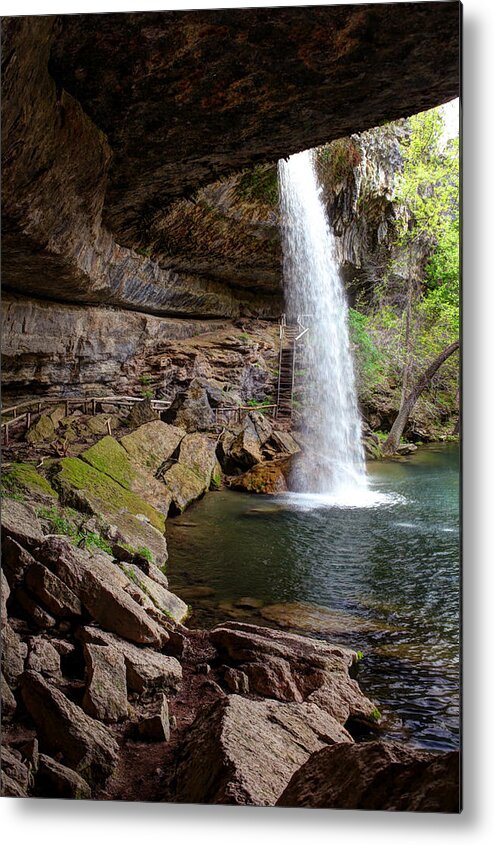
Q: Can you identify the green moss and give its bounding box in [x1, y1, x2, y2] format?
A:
[81, 436, 136, 490]
[35, 504, 113, 555]
[371, 706, 382, 722]
[2, 462, 58, 500]
[137, 546, 153, 563]
[53, 457, 165, 533]
[237, 164, 279, 206]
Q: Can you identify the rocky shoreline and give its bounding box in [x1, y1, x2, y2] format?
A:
[1, 399, 460, 810]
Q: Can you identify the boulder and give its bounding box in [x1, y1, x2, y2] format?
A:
[277, 740, 460, 813]
[82, 643, 128, 722]
[26, 636, 62, 678]
[162, 432, 218, 513]
[81, 435, 172, 518]
[0, 498, 44, 550]
[119, 420, 184, 474]
[1, 569, 10, 626]
[14, 588, 57, 629]
[118, 563, 188, 624]
[174, 694, 352, 806]
[1, 772, 27, 797]
[1, 623, 27, 688]
[161, 379, 215, 432]
[227, 416, 264, 469]
[131, 557, 169, 590]
[1, 536, 37, 589]
[127, 398, 159, 428]
[265, 430, 300, 456]
[1, 463, 59, 502]
[20, 671, 119, 786]
[228, 456, 292, 493]
[222, 667, 250, 695]
[77, 626, 182, 694]
[51, 457, 168, 566]
[210, 622, 377, 723]
[39, 537, 168, 646]
[35, 753, 92, 800]
[25, 561, 82, 618]
[1, 671, 17, 719]
[26, 413, 56, 444]
[1, 746, 30, 795]
[137, 695, 170, 742]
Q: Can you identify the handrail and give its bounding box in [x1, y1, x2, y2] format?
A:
[1, 393, 173, 445]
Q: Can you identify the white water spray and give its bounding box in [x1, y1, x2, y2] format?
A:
[278, 148, 367, 496]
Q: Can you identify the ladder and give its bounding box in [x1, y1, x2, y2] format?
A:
[276, 315, 310, 419]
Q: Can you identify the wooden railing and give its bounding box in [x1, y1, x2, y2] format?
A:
[1, 395, 172, 445]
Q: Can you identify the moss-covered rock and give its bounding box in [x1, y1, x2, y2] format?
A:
[26, 414, 56, 444]
[160, 463, 208, 515]
[53, 457, 164, 531]
[1, 462, 58, 502]
[120, 421, 184, 474]
[51, 458, 168, 565]
[81, 435, 172, 517]
[81, 436, 135, 490]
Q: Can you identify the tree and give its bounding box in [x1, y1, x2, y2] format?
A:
[383, 107, 459, 451]
[382, 340, 460, 454]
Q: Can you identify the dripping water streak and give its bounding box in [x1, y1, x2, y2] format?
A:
[278, 149, 367, 496]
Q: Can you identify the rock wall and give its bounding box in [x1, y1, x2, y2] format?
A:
[2, 6, 459, 315]
[1, 294, 228, 398]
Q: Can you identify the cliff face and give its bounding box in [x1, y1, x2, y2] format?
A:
[1, 5, 460, 396]
[2, 6, 459, 312]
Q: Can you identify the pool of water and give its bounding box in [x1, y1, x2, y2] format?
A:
[166, 443, 460, 751]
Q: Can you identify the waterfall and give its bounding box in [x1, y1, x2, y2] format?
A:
[278, 148, 367, 496]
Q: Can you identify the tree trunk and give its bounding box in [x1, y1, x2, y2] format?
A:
[382, 340, 460, 455]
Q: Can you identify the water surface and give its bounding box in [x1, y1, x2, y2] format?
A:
[167, 444, 460, 751]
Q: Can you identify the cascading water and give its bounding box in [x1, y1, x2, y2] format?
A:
[278, 148, 367, 497]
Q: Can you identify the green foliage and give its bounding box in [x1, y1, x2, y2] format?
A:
[141, 388, 154, 399]
[348, 308, 385, 400]
[137, 546, 153, 563]
[36, 505, 113, 555]
[318, 137, 362, 185]
[238, 165, 279, 206]
[139, 374, 153, 385]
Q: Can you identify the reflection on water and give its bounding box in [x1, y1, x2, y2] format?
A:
[167, 444, 460, 751]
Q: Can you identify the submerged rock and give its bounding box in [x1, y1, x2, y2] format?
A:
[277, 740, 460, 812]
[259, 602, 383, 635]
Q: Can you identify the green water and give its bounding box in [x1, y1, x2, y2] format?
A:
[167, 443, 460, 751]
